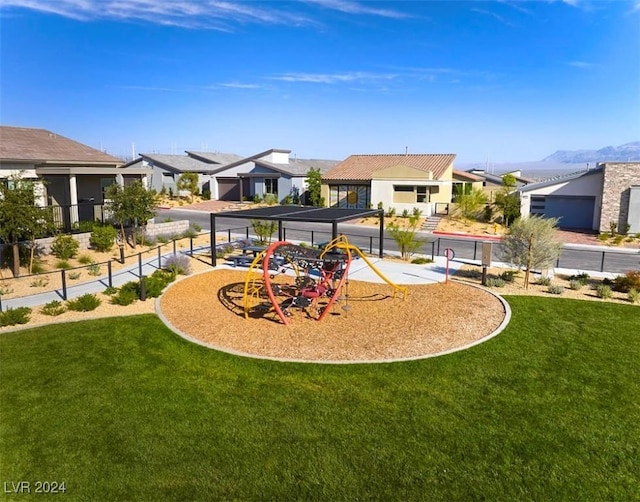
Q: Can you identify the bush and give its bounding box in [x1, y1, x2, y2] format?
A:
[103, 286, 118, 296]
[66, 293, 101, 312]
[90, 225, 117, 252]
[56, 259, 72, 270]
[30, 276, 49, 288]
[534, 276, 552, 286]
[569, 279, 584, 290]
[455, 268, 482, 280]
[41, 300, 66, 316]
[628, 288, 639, 304]
[144, 270, 177, 297]
[68, 271, 81, 280]
[110, 282, 139, 306]
[569, 272, 590, 286]
[0, 307, 32, 327]
[411, 257, 434, 265]
[263, 193, 278, 205]
[596, 284, 613, 300]
[50, 234, 79, 259]
[612, 270, 640, 293]
[87, 263, 101, 276]
[548, 284, 564, 295]
[163, 254, 192, 275]
[412, 207, 423, 218]
[498, 270, 517, 282]
[486, 278, 506, 288]
[192, 223, 202, 232]
[78, 253, 94, 265]
[182, 228, 198, 239]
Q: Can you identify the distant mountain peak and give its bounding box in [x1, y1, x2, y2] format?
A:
[542, 141, 640, 163]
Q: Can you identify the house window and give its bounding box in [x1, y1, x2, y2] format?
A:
[328, 184, 370, 208]
[393, 185, 415, 204]
[101, 178, 115, 200]
[417, 186, 428, 203]
[265, 178, 278, 196]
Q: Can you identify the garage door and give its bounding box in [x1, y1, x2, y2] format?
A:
[543, 195, 596, 230]
[217, 178, 240, 201]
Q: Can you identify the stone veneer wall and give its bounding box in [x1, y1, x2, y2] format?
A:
[598, 162, 640, 233]
[33, 220, 191, 253]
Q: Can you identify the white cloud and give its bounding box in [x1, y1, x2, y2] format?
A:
[471, 8, 514, 27]
[567, 60, 597, 69]
[303, 0, 411, 19]
[219, 82, 265, 89]
[0, 0, 314, 29]
[270, 71, 397, 84]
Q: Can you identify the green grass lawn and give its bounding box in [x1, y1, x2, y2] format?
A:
[1, 297, 639, 501]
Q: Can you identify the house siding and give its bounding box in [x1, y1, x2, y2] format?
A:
[598, 162, 640, 233]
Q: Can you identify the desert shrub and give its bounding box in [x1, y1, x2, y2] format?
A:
[486, 278, 505, 288]
[534, 276, 552, 286]
[411, 257, 434, 265]
[263, 193, 278, 205]
[163, 254, 192, 275]
[87, 263, 101, 276]
[191, 223, 202, 232]
[612, 270, 640, 293]
[613, 235, 625, 245]
[569, 272, 590, 286]
[597, 233, 609, 242]
[41, 300, 66, 316]
[110, 282, 139, 306]
[103, 286, 118, 296]
[50, 234, 79, 259]
[144, 270, 176, 297]
[455, 269, 482, 280]
[0, 284, 14, 295]
[253, 194, 262, 203]
[0, 307, 32, 327]
[66, 293, 101, 312]
[401, 209, 410, 218]
[68, 271, 81, 280]
[30, 261, 47, 274]
[628, 288, 639, 304]
[78, 254, 94, 265]
[498, 270, 517, 283]
[55, 260, 72, 270]
[596, 284, 613, 299]
[569, 280, 584, 290]
[90, 225, 117, 252]
[548, 284, 564, 295]
[412, 207, 423, 218]
[156, 234, 170, 244]
[386, 207, 396, 218]
[30, 276, 49, 288]
[182, 228, 198, 239]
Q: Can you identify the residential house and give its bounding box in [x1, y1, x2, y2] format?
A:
[518, 162, 640, 232]
[321, 154, 456, 216]
[124, 149, 337, 203]
[0, 126, 151, 229]
[464, 169, 533, 202]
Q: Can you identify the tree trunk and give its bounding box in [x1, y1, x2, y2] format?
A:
[11, 241, 20, 278]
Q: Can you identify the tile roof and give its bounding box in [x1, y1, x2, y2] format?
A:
[0, 126, 121, 164]
[453, 169, 483, 182]
[323, 154, 456, 181]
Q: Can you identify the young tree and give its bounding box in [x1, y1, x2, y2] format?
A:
[106, 181, 159, 248]
[251, 220, 277, 245]
[494, 174, 520, 226]
[0, 175, 54, 277]
[177, 172, 199, 202]
[500, 215, 563, 289]
[456, 187, 488, 221]
[305, 168, 323, 207]
[387, 215, 425, 261]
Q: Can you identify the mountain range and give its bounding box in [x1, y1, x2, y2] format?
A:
[542, 141, 640, 163]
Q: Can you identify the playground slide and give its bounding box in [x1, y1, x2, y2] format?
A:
[337, 244, 408, 300]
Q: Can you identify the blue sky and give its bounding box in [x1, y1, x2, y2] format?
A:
[1, 0, 639, 163]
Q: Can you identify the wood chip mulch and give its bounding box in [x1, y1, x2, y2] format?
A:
[159, 269, 506, 362]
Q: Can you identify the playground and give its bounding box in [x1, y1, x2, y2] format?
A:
[159, 238, 507, 362]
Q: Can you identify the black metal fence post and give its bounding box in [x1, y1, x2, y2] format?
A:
[190, 237, 193, 256]
[431, 241, 436, 260]
[311, 231, 315, 247]
[245, 227, 249, 239]
[140, 276, 147, 301]
[473, 241, 478, 261]
[600, 251, 606, 272]
[108, 260, 112, 288]
[283, 227, 287, 241]
[158, 246, 162, 268]
[172, 240, 176, 255]
[369, 236, 373, 254]
[61, 270, 67, 301]
[228, 229, 232, 243]
[138, 253, 143, 278]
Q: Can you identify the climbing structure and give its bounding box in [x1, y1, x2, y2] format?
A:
[243, 235, 408, 325]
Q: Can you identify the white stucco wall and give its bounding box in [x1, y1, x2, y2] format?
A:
[520, 170, 603, 228]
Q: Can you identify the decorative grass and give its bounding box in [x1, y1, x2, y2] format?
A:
[0, 298, 638, 500]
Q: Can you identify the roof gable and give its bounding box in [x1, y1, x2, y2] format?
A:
[373, 164, 432, 180]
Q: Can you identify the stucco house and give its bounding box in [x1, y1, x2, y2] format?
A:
[124, 149, 337, 203]
[518, 162, 640, 232]
[321, 154, 456, 216]
[0, 126, 151, 229]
